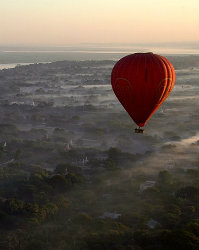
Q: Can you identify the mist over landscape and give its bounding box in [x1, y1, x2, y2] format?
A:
[0, 49, 198, 249]
[0, 42, 198, 67]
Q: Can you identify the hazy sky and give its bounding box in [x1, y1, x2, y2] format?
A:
[1, 0, 198, 45]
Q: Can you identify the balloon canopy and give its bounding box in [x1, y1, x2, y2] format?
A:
[111, 53, 175, 127]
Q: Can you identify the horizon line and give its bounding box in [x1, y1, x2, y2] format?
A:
[0, 41, 198, 47]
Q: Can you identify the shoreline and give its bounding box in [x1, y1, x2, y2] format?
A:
[0, 53, 198, 70]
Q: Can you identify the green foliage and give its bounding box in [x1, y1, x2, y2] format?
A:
[54, 163, 80, 175]
[157, 171, 172, 186]
[73, 212, 93, 225]
[108, 147, 122, 160]
[84, 228, 133, 250]
[4, 198, 25, 215]
[103, 158, 118, 170]
[0, 159, 198, 250]
[175, 186, 198, 202]
[160, 229, 199, 250]
[15, 148, 23, 159]
[133, 229, 199, 250]
[133, 229, 160, 248]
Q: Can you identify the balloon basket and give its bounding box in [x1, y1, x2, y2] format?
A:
[135, 128, 145, 134]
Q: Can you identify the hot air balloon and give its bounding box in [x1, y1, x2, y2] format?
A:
[111, 53, 175, 133]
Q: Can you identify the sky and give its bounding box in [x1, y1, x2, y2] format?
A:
[0, 0, 198, 46]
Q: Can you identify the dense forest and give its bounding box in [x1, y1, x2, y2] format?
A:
[0, 147, 198, 250]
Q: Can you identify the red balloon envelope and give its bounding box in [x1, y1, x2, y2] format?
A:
[111, 53, 175, 127]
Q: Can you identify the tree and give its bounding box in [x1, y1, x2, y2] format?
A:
[103, 159, 118, 170]
[157, 171, 172, 185]
[160, 229, 199, 250]
[48, 175, 69, 192]
[108, 147, 121, 160]
[175, 186, 198, 202]
[15, 149, 22, 159]
[85, 229, 133, 250]
[7, 232, 21, 250]
[185, 221, 199, 236]
[133, 229, 160, 249]
[4, 198, 25, 215]
[54, 163, 80, 175]
[43, 203, 58, 217]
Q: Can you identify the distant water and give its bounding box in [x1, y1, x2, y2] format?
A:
[0, 43, 198, 70]
[0, 63, 36, 70]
